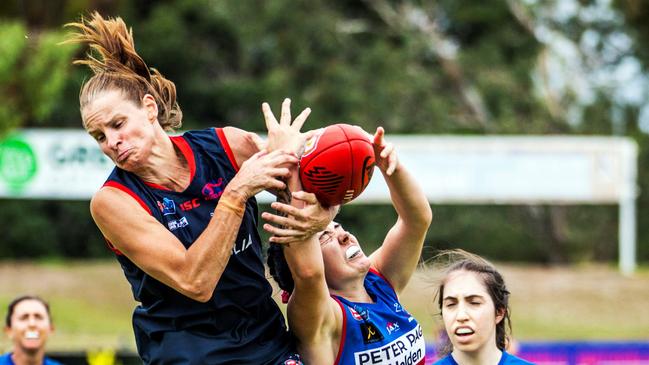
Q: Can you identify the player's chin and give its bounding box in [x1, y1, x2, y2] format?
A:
[352, 256, 371, 271]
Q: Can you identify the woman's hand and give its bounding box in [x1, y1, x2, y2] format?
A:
[225, 149, 299, 201]
[372, 126, 398, 176]
[262, 98, 312, 156]
[262, 191, 338, 244]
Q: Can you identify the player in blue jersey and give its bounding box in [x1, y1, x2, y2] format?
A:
[262, 125, 433, 364]
[67, 12, 311, 364]
[1, 296, 62, 365]
[433, 250, 534, 365]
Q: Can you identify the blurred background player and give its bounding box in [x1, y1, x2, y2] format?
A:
[264, 124, 432, 364]
[1, 296, 62, 365]
[433, 250, 533, 365]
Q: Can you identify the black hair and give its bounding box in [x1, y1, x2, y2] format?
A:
[5, 295, 52, 328]
[267, 243, 295, 295]
[434, 250, 512, 356]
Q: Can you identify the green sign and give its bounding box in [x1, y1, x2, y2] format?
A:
[0, 136, 38, 191]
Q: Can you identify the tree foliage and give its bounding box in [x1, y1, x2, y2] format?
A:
[0, 0, 647, 263]
[0, 19, 77, 137]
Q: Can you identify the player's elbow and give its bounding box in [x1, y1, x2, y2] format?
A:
[409, 204, 433, 231]
[180, 280, 215, 303]
[421, 204, 433, 227]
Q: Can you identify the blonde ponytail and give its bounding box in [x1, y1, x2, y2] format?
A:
[66, 12, 182, 130]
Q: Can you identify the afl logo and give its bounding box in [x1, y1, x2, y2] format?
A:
[301, 128, 325, 158]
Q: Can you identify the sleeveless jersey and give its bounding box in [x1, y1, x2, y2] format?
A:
[332, 269, 426, 365]
[102, 128, 294, 364]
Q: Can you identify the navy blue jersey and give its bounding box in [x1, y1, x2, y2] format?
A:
[434, 351, 535, 365]
[332, 269, 426, 365]
[102, 128, 296, 364]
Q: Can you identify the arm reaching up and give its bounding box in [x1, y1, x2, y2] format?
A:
[368, 127, 433, 293]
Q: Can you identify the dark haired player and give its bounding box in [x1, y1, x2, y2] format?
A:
[263, 127, 433, 364]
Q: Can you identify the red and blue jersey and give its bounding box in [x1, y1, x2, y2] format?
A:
[102, 128, 295, 364]
[332, 269, 426, 365]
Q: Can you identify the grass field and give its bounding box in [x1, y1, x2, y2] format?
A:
[0, 260, 647, 352]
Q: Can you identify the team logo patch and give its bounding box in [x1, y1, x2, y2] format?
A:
[350, 307, 364, 321]
[353, 305, 371, 321]
[360, 322, 384, 345]
[202, 178, 225, 200]
[158, 197, 176, 215]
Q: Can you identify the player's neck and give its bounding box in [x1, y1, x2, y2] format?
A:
[330, 279, 373, 303]
[137, 136, 190, 191]
[11, 348, 46, 365]
[452, 345, 502, 365]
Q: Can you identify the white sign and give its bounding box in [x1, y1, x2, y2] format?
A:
[0, 131, 636, 204]
[0, 129, 113, 199]
[359, 135, 637, 204]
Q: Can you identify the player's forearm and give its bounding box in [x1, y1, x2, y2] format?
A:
[384, 163, 432, 229]
[284, 237, 326, 286]
[181, 190, 246, 302]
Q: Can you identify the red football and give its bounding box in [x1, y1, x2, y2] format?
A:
[299, 124, 375, 206]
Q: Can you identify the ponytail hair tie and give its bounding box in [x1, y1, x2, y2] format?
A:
[281, 290, 291, 304]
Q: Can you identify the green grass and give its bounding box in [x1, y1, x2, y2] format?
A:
[1, 260, 648, 352]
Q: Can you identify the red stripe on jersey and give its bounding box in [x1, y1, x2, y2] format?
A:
[101, 181, 153, 255]
[103, 180, 153, 214]
[104, 238, 123, 256]
[332, 296, 348, 365]
[215, 128, 240, 171]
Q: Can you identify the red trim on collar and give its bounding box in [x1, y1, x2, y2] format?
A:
[141, 135, 196, 191]
[215, 128, 240, 171]
[369, 267, 395, 292]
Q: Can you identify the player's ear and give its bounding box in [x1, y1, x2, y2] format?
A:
[142, 94, 158, 122]
[495, 308, 506, 324]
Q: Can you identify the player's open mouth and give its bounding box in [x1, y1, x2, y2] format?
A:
[345, 246, 362, 260]
[455, 327, 474, 337]
[25, 330, 40, 340]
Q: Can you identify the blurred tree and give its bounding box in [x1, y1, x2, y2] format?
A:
[0, 20, 77, 137]
[0, 0, 646, 263]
